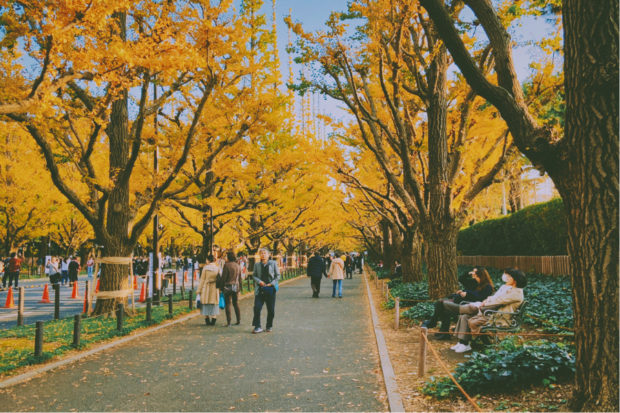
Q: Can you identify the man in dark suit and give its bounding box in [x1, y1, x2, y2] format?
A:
[306, 251, 326, 298]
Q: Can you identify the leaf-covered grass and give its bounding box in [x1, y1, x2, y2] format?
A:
[422, 338, 575, 398]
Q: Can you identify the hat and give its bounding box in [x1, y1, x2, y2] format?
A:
[506, 268, 527, 288]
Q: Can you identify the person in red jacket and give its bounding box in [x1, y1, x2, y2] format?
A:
[4, 252, 23, 288]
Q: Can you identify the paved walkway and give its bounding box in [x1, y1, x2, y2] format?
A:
[0, 273, 387, 412]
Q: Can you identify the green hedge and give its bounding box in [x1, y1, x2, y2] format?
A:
[458, 198, 567, 256]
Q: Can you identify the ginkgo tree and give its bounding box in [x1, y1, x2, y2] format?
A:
[0, 0, 287, 314]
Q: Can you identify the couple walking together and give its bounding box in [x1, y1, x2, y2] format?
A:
[306, 251, 347, 298]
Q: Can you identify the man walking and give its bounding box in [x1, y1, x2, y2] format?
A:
[251, 248, 280, 334]
[5, 252, 22, 288]
[306, 251, 326, 298]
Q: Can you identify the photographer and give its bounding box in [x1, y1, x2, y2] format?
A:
[421, 267, 494, 339]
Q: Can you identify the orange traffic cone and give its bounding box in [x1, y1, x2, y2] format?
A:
[71, 281, 80, 299]
[194, 270, 198, 281]
[95, 279, 100, 293]
[4, 287, 14, 308]
[138, 281, 146, 303]
[184, 271, 188, 283]
[39, 284, 51, 303]
[133, 275, 138, 290]
[83, 283, 90, 313]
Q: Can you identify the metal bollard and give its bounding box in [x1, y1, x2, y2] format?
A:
[73, 314, 81, 348]
[54, 284, 60, 320]
[188, 290, 193, 310]
[146, 298, 152, 322]
[168, 294, 173, 315]
[17, 287, 25, 326]
[418, 327, 427, 377]
[394, 297, 400, 330]
[116, 303, 124, 332]
[34, 321, 44, 357]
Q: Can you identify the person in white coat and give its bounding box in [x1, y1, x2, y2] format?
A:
[328, 253, 345, 298]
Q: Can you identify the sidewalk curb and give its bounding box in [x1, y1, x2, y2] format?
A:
[363, 272, 405, 413]
[0, 273, 304, 390]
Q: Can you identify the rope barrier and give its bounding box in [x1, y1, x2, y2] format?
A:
[420, 331, 482, 412]
[421, 326, 573, 339]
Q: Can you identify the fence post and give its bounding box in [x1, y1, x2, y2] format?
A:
[188, 290, 193, 310]
[54, 284, 60, 320]
[34, 321, 44, 357]
[73, 314, 81, 348]
[116, 303, 124, 332]
[17, 287, 25, 326]
[168, 294, 173, 316]
[146, 298, 152, 322]
[180, 285, 185, 300]
[85, 280, 90, 315]
[173, 272, 177, 295]
[394, 297, 400, 330]
[418, 327, 427, 377]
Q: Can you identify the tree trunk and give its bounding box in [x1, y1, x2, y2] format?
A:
[93, 12, 132, 316]
[424, 224, 458, 299]
[562, 1, 618, 409]
[401, 228, 423, 283]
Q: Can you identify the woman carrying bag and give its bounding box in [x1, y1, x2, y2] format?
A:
[196, 254, 220, 326]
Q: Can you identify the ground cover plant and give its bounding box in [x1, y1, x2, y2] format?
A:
[422, 338, 576, 398]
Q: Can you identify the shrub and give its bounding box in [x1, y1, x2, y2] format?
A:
[401, 302, 434, 321]
[422, 339, 575, 397]
[458, 198, 568, 255]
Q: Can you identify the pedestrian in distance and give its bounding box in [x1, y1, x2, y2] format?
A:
[68, 256, 80, 284]
[345, 254, 354, 279]
[5, 251, 23, 288]
[196, 254, 220, 326]
[306, 251, 326, 298]
[328, 252, 345, 298]
[47, 257, 61, 285]
[86, 255, 95, 280]
[60, 257, 70, 286]
[221, 251, 242, 327]
[251, 247, 280, 334]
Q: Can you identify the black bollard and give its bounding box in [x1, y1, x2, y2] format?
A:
[54, 284, 60, 320]
[180, 285, 185, 300]
[188, 290, 193, 310]
[146, 298, 152, 322]
[73, 314, 81, 348]
[168, 294, 173, 315]
[34, 321, 43, 357]
[173, 272, 177, 295]
[17, 287, 24, 326]
[116, 303, 124, 332]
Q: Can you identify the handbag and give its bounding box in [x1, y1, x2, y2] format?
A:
[196, 293, 202, 309]
[219, 293, 225, 309]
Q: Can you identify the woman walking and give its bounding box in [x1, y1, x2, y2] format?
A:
[221, 251, 242, 327]
[328, 253, 345, 298]
[196, 254, 220, 325]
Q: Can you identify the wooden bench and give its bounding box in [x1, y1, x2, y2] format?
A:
[479, 300, 528, 343]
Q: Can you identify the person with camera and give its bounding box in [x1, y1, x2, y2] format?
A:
[221, 251, 242, 327]
[421, 267, 494, 339]
[251, 248, 280, 334]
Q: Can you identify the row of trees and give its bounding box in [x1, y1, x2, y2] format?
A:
[289, 0, 617, 410]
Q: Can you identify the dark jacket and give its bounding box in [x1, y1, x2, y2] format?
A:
[307, 256, 326, 278]
[221, 261, 242, 286]
[462, 284, 494, 302]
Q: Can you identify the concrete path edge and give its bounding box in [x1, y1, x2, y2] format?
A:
[0, 274, 303, 390]
[363, 272, 406, 413]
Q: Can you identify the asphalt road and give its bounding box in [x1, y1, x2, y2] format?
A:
[0, 272, 194, 328]
[0, 273, 387, 412]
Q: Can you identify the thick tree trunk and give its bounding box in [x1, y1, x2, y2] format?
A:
[401, 228, 423, 283]
[562, 1, 618, 410]
[424, 225, 458, 299]
[380, 219, 395, 269]
[93, 12, 132, 316]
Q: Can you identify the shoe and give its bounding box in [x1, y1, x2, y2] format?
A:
[234, 321, 241, 325]
[338, 296, 342, 298]
[450, 343, 461, 350]
[266, 328, 272, 333]
[210, 319, 216, 325]
[454, 343, 472, 353]
[205, 318, 210, 325]
[252, 327, 263, 334]
[225, 324, 231, 327]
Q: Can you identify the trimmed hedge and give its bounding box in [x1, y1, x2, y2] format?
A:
[458, 198, 567, 256]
